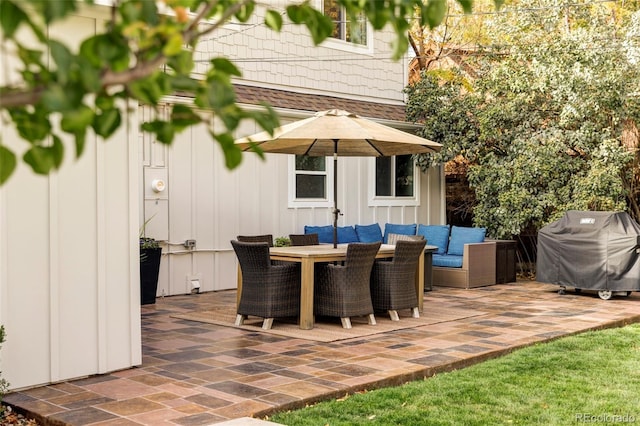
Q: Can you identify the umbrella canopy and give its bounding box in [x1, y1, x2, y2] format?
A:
[235, 109, 441, 156]
[235, 109, 442, 247]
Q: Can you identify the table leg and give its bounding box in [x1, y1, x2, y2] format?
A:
[424, 251, 433, 291]
[416, 254, 425, 311]
[299, 258, 315, 330]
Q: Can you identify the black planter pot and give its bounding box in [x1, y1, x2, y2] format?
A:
[140, 247, 162, 305]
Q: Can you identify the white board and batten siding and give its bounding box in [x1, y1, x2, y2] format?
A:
[0, 13, 141, 390]
[142, 106, 445, 297]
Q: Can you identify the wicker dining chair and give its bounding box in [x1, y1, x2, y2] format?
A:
[237, 234, 292, 265]
[371, 239, 427, 321]
[387, 233, 424, 245]
[237, 234, 274, 246]
[314, 242, 381, 329]
[289, 233, 319, 246]
[231, 240, 301, 330]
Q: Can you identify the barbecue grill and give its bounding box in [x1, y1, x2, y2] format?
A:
[537, 210, 640, 300]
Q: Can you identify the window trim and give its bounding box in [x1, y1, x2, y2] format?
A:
[368, 157, 420, 207]
[319, 1, 374, 55]
[288, 155, 335, 208]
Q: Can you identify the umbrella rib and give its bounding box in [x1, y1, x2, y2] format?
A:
[366, 140, 385, 156]
[303, 139, 320, 156]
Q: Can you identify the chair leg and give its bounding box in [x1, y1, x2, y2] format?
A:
[340, 317, 352, 329]
[235, 314, 246, 326]
[388, 310, 399, 321]
[367, 314, 377, 325]
[262, 318, 274, 330]
[411, 307, 420, 318]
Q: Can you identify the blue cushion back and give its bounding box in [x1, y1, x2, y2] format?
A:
[383, 223, 416, 244]
[304, 225, 359, 244]
[337, 226, 359, 243]
[416, 224, 450, 255]
[304, 225, 334, 244]
[355, 224, 383, 243]
[447, 226, 486, 256]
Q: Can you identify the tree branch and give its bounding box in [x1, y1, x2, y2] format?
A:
[190, 0, 253, 41]
[0, 87, 46, 109]
[0, 0, 255, 109]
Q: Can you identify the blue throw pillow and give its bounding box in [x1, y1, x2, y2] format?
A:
[304, 225, 334, 244]
[355, 224, 383, 243]
[337, 226, 359, 243]
[383, 223, 417, 244]
[447, 226, 486, 256]
[417, 224, 450, 255]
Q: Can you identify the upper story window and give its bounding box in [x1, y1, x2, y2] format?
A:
[323, 0, 368, 46]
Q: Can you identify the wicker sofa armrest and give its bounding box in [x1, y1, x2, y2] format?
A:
[463, 241, 497, 272]
[433, 241, 496, 289]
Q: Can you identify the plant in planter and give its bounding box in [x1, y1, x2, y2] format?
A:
[275, 236, 291, 247]
[139, 219, 162, 305]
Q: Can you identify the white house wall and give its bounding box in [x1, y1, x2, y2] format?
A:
[0, 14, 141, 390]
[143, 108, 445, 297]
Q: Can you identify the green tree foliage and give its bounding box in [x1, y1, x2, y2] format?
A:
[408, 1, 640, 239]
[0, 0, 504, 185]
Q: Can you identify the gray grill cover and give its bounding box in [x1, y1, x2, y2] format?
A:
[537, 211, 640, 291]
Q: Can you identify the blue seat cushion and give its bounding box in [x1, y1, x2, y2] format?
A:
[383, 223, 416, 244]
[432, 254, 463, 268]
[416, 224, 450, 255]
[304, 225, 334, 244]
[355, 223, 383, 243]
[337, 226, 359, 243]
[447, 226, 486, 256]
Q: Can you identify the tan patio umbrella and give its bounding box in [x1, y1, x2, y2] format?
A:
[235, 109, 441, 247]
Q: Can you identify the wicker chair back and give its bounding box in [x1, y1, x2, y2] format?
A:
[289, 233, 319, 246]
[237, 234, 274, 247]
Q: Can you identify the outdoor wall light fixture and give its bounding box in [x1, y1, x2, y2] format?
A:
[151, 179, 166, 193]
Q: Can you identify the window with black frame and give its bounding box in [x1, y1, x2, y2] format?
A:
[375, 155, 415, 198]
[295, 155, 327, 199]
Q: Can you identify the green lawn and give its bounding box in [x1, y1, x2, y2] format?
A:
[269, 324, 640, 425]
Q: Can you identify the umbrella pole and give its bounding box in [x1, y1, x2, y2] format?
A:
[333, 141, 339, 248]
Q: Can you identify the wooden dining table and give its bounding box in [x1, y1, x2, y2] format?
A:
[237, 243, 437, 330]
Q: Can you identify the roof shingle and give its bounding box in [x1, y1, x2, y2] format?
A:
[234, 84, 407, 122]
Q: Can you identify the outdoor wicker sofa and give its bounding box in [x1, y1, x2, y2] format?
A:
[303, 223, 497, 289]
[425, 225, 497, 289]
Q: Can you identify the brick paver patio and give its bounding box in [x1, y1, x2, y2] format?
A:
[5, 281, 640, 425]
